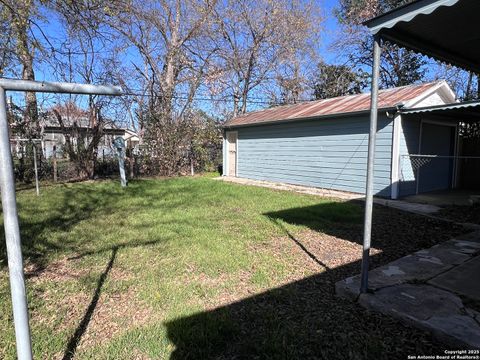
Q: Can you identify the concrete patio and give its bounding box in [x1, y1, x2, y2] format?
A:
[336, 230, 480, 349]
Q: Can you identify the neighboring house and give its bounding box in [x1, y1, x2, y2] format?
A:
[223, 80, 469, 199]
[10, 104, 139, 159]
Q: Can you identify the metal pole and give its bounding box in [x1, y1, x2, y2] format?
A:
[360, 35, 382, 294]
[32, 143, 39, 196]
[0, 87, 33, 359]
[0, 78, 122, 96]
[118, 147, 127, 187]
[53, 145, 57, 182]
[114, 137, 127, 187]
[0, 78, 122, 359]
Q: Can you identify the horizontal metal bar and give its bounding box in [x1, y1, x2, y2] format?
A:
[0, 79, 122, 96]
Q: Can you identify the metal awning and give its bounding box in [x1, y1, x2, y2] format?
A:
[359, 0, 479, 294]
[401, 100, 480, 119]
[364, 0, 480, 74]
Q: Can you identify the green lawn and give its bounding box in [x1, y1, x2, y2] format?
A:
[0, 176, 462, 359]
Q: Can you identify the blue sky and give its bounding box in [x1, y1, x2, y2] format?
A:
[319, 0, 342, 64]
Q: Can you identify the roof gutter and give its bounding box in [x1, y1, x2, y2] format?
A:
[223, 107, 397, 129]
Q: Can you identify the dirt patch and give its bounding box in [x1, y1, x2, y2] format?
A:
[25, 258, 87, 283]
[75, 287, 155, 350]
[34, 285, 157, 358]
[26, 257, 154, 357]
[437, 204, 480, 225]
[197, 230, 380, 311]
[273, 230, 381, 272]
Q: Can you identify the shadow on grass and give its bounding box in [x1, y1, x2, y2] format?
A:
[0, 179, 198, 270]
[165, 201, 466, 359]
[164, 255, 445, 359]
[62, 246, 118, 360]
[62, 235, 182, 359]
[265, 201, 465, 268]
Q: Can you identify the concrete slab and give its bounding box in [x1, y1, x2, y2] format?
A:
[337, 251, 457, 297]
[453, 231, 480, 243]
[428, 256, 480, 302]
[335, 275, 361, 301]
[336, 232, 480, 348]
[374, 198, 441, 214]
[359, 284, 480, 349]
[417, 240, 478, 265]
[217, 176, 445, 215]
[403, 190, 480, 207]
[366, 254, 453, 289]
[216, 176, 364, 200]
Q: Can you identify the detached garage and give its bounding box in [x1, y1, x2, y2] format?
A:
[222, 80, 469, 199]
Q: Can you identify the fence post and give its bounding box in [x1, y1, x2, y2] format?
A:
[52, 145, 57, 182]
[128, 142, 134, 178]
[32, 143, 39, 196]
[114, 137, 127, 187]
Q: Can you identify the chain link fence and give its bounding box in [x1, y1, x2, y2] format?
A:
[12, 141, 221, 187]
[400, 154, 480, 192]
[11, 141, 148, 186]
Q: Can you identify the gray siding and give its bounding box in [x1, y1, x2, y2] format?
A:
[233, 114, 393, 197]
[398, 116, 421, 197]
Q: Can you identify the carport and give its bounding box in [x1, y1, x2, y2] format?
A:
[360, 0, 480, 292]
[398, 100, 480, 200]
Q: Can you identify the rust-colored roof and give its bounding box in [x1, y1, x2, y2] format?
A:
[225, 81, 443, 128]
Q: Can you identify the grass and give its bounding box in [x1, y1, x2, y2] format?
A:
[0, 176, 464, 359]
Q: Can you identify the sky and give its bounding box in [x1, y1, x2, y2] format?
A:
[319, 0, 343, 64]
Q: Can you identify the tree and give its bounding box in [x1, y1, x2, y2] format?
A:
[104, 0, 217, 119]
[51, 102, 111, 179]
[335, 0, 427, 89]
[99, 0, 219, 173]
[311, 61, 368, 99]
[428, 60, 480, 102]
[210, 0, 322, 115]
[0, 0, 43, 133]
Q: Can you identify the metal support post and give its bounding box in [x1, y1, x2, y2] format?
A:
[360, 35, 382, 294]
[0, 87, 33, 360]
[0, 77, 122, 358]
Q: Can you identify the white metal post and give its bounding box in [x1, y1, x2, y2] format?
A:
[360, 35, 382, 294]
[32, 143, 39, 196]
[0, 87, 33, 360]
[118, 148, 127, 187]
[114, 137, 127, 187]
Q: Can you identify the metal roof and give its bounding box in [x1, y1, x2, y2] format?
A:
[224, 81, 442, 128]
[364, 0, 480, 74]
[400, 99, 480, 119]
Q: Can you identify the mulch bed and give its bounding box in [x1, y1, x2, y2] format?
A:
[166, 204, 469, 360]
